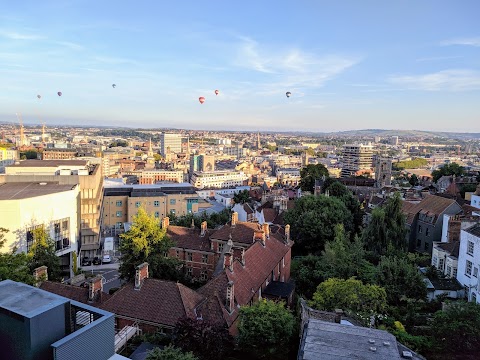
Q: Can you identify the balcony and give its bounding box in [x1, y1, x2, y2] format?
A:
[56, 238, 71, 252]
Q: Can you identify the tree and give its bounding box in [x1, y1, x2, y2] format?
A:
[146, 345, 197, 360]
[409, 174, 419, 186]
[310, 278, 387, 315]
[392, 158, 428, 171]
[238, 299, 295, 358]
[20, 150, 38, 159]
[119, 208, 183, 281]
[375, 256, 427, 305]
[430, 302, 480, 354]
[173, 317, 233, 360]
[284, 195, 353, 254]
[291, 255, 325, 299]
[431, 162, 465, 182]
[233, 189, 250, 204]
[299, 164, 329, 192]
[361, 193, 407, 259]
[28, 227, 62, 281]
[0, 228, 34, 284]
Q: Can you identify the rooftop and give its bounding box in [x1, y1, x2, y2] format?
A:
[465, 223, 480, 238]
[8, 159, 87, 167]
[0, 182, 76, 200]
[0, 279, 69, 318]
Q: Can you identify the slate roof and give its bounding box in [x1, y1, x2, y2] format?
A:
[466, 223, 480, 238]
[100, 279, 204, 327]
[263, 281, 295, 298]
[167, 226, 215, 252]
[210, 221, 264, 244]
[402, 195, 459, 225]
[435, 241, 460, 258]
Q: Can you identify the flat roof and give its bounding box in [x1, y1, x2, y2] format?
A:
[9, 159, 87, 167]
[0, 280, 69, 318]
[300, 319, 401, 360]
[0, 182, 76, 200]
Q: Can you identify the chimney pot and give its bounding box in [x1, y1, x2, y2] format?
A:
[135, 262, 149, 289]
[200, 221, 207, 237]
[285, 224, 290, 242]
[89, 275, 103, 302]
[231, 212, 238, 226]
[33, 266, 48, 287]
[262, 223, 270, 239]
[161, 217, 170, 230]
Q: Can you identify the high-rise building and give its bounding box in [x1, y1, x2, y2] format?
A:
[160, 133, 182, 156]
[340, 143, 374, 178]
[390, 136, 399, 146]
[190, 154, 215, 176]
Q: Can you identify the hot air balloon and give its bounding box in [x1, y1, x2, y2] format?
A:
[286, 91, 291, 98]
[215, 90, 219, 96]
[57, 91, 62, 97]
[37, 95, 41, 99]
[112, 84, 116, 88]
[199, 96, 205, 104]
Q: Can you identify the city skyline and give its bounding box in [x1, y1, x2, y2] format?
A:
[1, 1, 479, 132]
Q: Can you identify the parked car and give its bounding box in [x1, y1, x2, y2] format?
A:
[102, 254, 112, 263]
[92, 257, 101, 265]
[81, 257, 92, 266]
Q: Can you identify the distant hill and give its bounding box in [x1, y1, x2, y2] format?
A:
[324, 129, 480, 140]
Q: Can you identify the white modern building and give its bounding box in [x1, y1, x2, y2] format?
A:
[457, 224, 480, 303]
[0, 181, 80, 276]
[340, 143, 374, 178]
[160, 133, 182, 156]
[190, 171, 249, 189]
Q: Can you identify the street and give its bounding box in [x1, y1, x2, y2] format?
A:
[81, 261, 125, 293]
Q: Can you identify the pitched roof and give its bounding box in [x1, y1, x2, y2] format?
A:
[39, 280, 111, 305]
[465, 223, 480, 238]
[100, 279, 203, 327]
[402, 195, 460, 225]
[435, 241, 460, 258]
[168, 226, 215, 252]
[210, 221, 263, 244]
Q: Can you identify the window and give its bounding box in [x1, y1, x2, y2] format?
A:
[474, 267, 478, 278]
[466, 260, 473, 276]
[116, 222, 123, 228]
[446, 265, 452, 277]
[186, 267, 193, 277]
[468, 241, 474, 255]
[116, 211, 122, 217]
[200, 270, 208, 281]
[218, 243, 224, 253]
[187, 252, 193, 262]
[453, 268, 458, 278]
[170, 199, 176, 205]
[439, 258, 444, 270]
[116, 200, 122, 206]
[416, 239, 421, 248]
[176, 250, 180, 258]
[154, 212, 160, 218]
[154, 200, 160, 207]
[424, 242, 429, 251]
[202, 254, 208, 264]
[432, 256, 438, 267]
[135, 201, 141, 208]
[418, 225, 422, 233]
[170, 209, 176, 215]
[425, 228, 430, 237]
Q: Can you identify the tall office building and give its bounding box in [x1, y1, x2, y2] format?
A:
[190, 154, 215, 176]
[340, 143, 374, 178]
[160, 133, 182, 156]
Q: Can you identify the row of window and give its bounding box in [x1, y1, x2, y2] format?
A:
[114, 199, 177, 207]
[175, 250, 208, 263]
[465, 260, 479, 278]
[185, 267, 208, 281]
[416, 239, 430, 251]
[417, 225, 430, 236]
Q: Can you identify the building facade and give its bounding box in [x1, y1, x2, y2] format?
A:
[136, 169, 184, 184]
[190, 171, 248, 189]
[160, 133, 182, 156]
[457, 224, 480, 304]
[340, 143, 373, 178]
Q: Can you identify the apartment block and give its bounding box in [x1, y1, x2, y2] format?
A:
[190, 170, 248, 189]
[340, 143, 373, 178]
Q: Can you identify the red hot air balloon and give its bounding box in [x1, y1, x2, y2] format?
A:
[215, 90, 219, 96]
[199, 96, 205, 104]
[57, 91, 62, 96]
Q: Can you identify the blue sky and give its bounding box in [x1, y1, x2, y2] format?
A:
[1, 1, 479, 132]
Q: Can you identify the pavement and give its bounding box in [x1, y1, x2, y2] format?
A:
[80, 259, 124, 293]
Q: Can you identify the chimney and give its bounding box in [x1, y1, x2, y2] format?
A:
[191, 218, 195, 228]
[200, 221, 207, 237]
[135, 262, 149, 290]
[334, 309, 343, 323]
[161, 217, 169, 230]
[253, 229, 266, 246]
[240, 247, 245, 267]
[226, 281, 234, 313]
[285, 224, 290, 242]
[262, 223, 270, 239]
[33, 266, 48, 287]
[231, 212, 238, 227]
[89, 275, 103, 302]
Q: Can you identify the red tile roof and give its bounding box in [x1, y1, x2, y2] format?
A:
[210, 221, 263, 244]
[40, 281, 111, 305]
[168, 226, 215, 252]
[402, 195, 459, 225]
[100, 279, 203, 327]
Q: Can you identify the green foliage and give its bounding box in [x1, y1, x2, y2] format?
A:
[146, 345, 197, 360]
[408, 174, 419, 186]
[284, 195, 353, 254]
[324, 180, 363, 234]
[119, 208, 184, 282]
[28, 227, 62, 281]
[20, 150, 38, 159]
[109, 139, 128, 147]
[291, 255, 325, 299]
[233, 189, 250, 204]
[0, 228, 34, 285]
[299, 164, 329, 192]
[72, 251, 78, 275]
[362, 193, 407, 259]
[310, 278, 387, 315]
[392, 158, 428, 170]
[238, 299, 295, 358]
[375, 255, 427, 305]
[169, 209, 231, 229]
[431, 162, 465, 182]
[431, 301, 480, 353]
[173, 317, 233, 360]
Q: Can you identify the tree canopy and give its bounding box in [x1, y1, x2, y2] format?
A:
[392, 158, 428, 171]
[233, 189, 250, 204]
[119, 208, 183, 281]
[28, 227, 62, 281]
[238, 299, 295, 359]
[0, 228, 34, 285]
[146, 345, 197, 360]
[284, 195, 353, 254]
[310, 277, 387, 315]
[299, 164, 329, 192]
[431, 162, 465, 182]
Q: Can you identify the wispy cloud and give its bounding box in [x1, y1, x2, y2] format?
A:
[0, 30, 44, 40]
[440, 37, 480, 47]
[416, 55, 463, 62]
[233, 36, 360, 90]
[56, 41, 84, 51]
[389, 69, 480, 91]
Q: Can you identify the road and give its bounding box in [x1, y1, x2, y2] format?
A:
[81, 261, 125, 293]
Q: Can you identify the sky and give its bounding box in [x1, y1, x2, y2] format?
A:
[0, 1, 479, 132]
